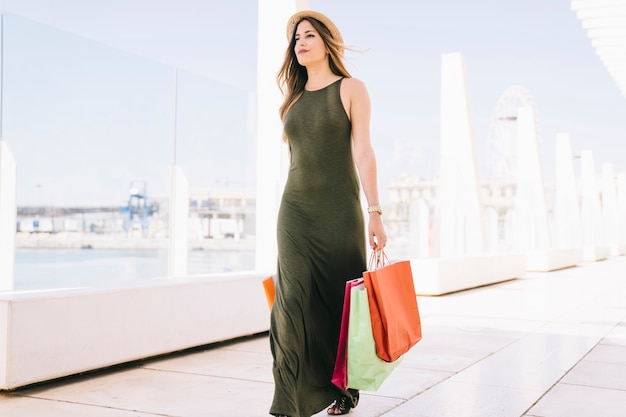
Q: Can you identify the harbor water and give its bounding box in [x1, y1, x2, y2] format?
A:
[14, 248, 256, 291]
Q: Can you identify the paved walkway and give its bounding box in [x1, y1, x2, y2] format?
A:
[1, 255, 626, 417]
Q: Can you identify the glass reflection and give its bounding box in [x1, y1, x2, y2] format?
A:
[175, 70, 255, 274]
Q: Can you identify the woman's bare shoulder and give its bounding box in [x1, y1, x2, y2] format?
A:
[341, 77, 369, 100]
[342, 77, 367, 90]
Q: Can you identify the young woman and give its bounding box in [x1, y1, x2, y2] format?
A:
[269, 10, 387, 417]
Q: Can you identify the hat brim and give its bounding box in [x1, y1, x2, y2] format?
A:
[286, 10, 343, 43]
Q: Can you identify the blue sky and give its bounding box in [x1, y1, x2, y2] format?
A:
[1, 0, 625, 206]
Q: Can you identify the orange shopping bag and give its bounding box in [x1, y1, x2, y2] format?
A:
[363, 251, 422, 362]
[262, 276, 276, 310]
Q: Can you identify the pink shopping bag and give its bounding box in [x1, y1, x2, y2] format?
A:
[331, 277, 364, 390]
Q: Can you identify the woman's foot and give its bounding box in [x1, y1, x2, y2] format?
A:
[327, 390, 359, 415]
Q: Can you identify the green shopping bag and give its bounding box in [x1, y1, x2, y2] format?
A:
[347, 282, 402, 391]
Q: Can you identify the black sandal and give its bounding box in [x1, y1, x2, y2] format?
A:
[327, 390, 359, 415]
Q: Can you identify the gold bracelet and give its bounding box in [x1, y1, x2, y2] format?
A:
[367, 204, 383, 215]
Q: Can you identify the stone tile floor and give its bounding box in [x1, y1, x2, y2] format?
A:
[1, 255, 625, 416]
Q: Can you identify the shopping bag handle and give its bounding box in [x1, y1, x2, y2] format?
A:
[368, 249, 390, 271]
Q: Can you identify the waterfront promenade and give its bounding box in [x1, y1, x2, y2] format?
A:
[1, 255, 625, 417]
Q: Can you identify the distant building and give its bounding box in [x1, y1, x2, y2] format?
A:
[188, 189, 256, 240]
[387, 174, 555, 253]
[15, 189, 257, 248]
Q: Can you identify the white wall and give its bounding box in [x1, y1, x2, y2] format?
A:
[0, 273, 271, 389]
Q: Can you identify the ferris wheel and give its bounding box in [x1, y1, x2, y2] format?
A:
[486, 85, 539, 179]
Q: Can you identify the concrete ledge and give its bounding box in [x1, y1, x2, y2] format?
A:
[611, 244, 626, 257]
[526, 248, 582, 272]
[583, 245, 611, 262]
[0, 272, 271, 390]
[410, 253, 526, 296]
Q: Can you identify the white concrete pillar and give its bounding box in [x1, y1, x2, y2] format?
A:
[235, 214, 242, 240]
[407, 200, 418, 259]
[438, 53, 486, 256]
[580, 150, 605, 247]
[601, 163, 620, 246]
[512, 106, 550, 252]
[485, 207, 499, 253]
[409, 198, 430, 258]
[0, 141, 16, 291]
[618, 173, 626, 244]
[255, 0, 308, 272]
[553, 133, 582, 248]
[503, 209, 514, 252]
[168, 166, 189, 277]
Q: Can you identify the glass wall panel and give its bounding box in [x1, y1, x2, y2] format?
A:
[4, 14, 174, 289]
[175, 70, 256, 274]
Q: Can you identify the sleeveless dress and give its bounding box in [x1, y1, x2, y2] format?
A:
[269, 78, 366, 417]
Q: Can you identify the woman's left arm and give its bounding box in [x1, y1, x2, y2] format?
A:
[345, 78, 387, 251]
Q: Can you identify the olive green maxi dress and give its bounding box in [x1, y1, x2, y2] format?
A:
[269, 78, 366, 417]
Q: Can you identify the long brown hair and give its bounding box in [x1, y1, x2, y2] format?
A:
[277, 17, 352, 140]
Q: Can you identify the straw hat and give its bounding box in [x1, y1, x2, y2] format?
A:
[286, 10, 343, 43]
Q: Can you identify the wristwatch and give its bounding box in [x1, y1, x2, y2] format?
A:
[367, 204, 383, 215]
